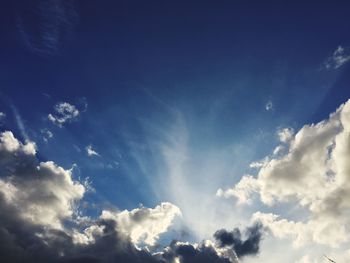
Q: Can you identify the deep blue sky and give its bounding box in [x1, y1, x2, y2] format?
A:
[1, 0, 350, 220]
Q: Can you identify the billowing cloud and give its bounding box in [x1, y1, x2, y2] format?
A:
[100, 203, 181, 246]
[0, 130, 262, 262]
[0, 131, 83, 229]
[324, 46, 350, 70]
[86, 144, 99, 157]
[48, 102, 79, 127]
[219, 99, 350, 247]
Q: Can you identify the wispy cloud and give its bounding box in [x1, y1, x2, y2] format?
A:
[40, 128, 53, 142]
[0, 112, 5, 125]
[17, 0, 78, 56]
[324, 45, 350, 70]
[10, 104, 29, 141]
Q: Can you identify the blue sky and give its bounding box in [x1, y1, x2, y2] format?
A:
[1, 1, 350, 263]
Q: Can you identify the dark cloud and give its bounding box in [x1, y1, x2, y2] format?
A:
[162, 241, 232, 263]
[214, 222, 263, 258]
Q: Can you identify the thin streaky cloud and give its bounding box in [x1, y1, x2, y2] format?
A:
[324, 45, 350, 70]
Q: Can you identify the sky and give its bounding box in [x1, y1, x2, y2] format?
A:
[1, 1, 350, 263]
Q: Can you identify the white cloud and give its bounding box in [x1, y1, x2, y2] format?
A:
[294, 255, 319, 263]
[324, 45, 350, 70]
[277, 127, 294, 143]
[100, 202, 181, 246]
[0, 130, 183, 249]
[216, 175, 260, 205]
[265, 100, 273, 111]
[0, 130, 36, 155]
[0, 130, 249, 263]
[219, 99, 350, 247]
[0, 131, 84, 229]
[48, 102, 79, 127]
[86, 144, 99, 157]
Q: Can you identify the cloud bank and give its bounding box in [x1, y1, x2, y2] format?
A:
[219, 99, 350, 248]
[0, 130, 263, 262]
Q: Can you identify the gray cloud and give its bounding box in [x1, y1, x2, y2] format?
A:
[214, 222, 263, 258]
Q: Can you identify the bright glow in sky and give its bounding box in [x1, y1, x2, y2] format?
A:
[1, 1, 350, 263]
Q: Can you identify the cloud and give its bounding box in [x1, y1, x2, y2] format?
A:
[161, 222, 263, 263]
[0, 131, 82, 229]
[0, 130, 36, 155]
[10, 103, 29, 141]
[0, 130, 264, 263]
[265, 100, 273, 111]
[213, 222, 263, 258]
[277, 127, 294, 143]
[17, 0, 78, 56]
[48, 102, 80, 127]
[294, 255, 319, 263]
[324, 46, 350, 70]
[41, 128, 54, 142]
[216, 175, 260, 205]
[86, 145, 99, 157]
[100, 203, 182, 247]
[161, 240, 234, 263]
[219, 99, 350, 247]
[0, 112, 5, 124]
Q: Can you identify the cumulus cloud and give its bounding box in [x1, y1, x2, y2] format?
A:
[100, 203, 182, 247]
[324, 46, 350, 70]
[219, 99, 350, 247]
[0, 130, 265, 263]
[0, 131, 82, 229]
[48, 102, 79, 127]
[86, 144, 99, 157]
